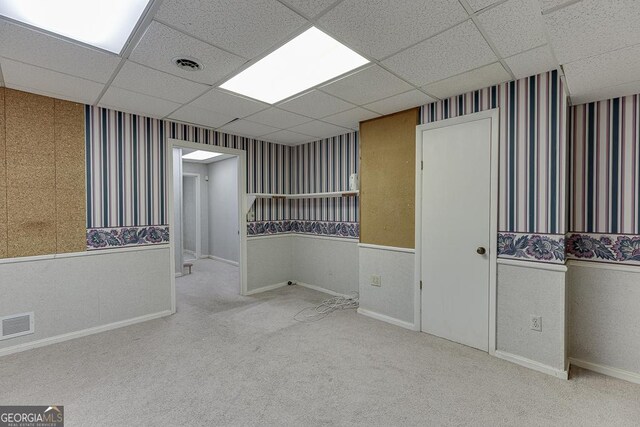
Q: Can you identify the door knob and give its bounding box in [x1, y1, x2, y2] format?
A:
[476, 247, 486, 255]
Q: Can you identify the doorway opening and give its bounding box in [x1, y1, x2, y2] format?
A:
[168, 138, 248, 313]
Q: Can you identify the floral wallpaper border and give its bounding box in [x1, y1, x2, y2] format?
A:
[497, 232, 565, 264]
[87, 226, 170, 250]
[247, 220, 359, 239]
[566, 233, 640, 265]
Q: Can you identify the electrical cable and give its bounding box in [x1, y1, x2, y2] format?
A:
[293, 291, 359, 322]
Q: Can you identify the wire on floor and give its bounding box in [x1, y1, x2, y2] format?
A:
[294, 291, 359, 322]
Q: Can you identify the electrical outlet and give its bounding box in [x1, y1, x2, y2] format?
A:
[370, 275, 381, 287]
[530, 315, 542, 332]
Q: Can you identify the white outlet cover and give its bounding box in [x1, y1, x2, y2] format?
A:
[530, 315, 542, 332]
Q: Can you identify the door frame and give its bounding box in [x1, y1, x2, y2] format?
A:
[414, 109, 499, 355]
[181, 173, 201, 259]
[167, 138, 248, 314]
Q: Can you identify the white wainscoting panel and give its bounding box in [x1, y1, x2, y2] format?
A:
[358, 245, 416, 328]
[291, 235, 358, 295]
[568, 263, 640, 379]
[497, 263, 567, 372]
[0, 247, 172, 354]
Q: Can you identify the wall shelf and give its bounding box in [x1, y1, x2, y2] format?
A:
[248, 191, 359, 200]
[246, 191, 359, 214]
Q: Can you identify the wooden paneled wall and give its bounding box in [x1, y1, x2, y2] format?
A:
[0, 88, 86, 258]
[359, 108, 419, 249]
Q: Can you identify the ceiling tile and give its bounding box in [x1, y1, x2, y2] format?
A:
[219, 119, 280, 137]
[191, 89, 269, 118]
[130, 21, 246, 85]
[322, 107, 379, 130]
[570, 79, 640, 105]
[382, 20, 497, 87]
[288, 120, 351, 138]
[1, 58, 103, 104]
[467, 0, 502, 12]
[155, 0, 306, 58]
[363, 90, 436, 115]
[112, 61, 209, 104]
[320, 65, 413, 105]
[477, 0, 547, 57]
[562, 43, 640, 96]
[169, 105, 235, 128]
[543, 0, 640, 64]
[423, 62, 511, 99]
[278, 0, 339, 18]
[505, 45, 557, 79]
[245, 107, 312, 128]
[318, 0, 468, 60]
[278, 90, 355, 119]
[0, 20, 120, 83]
[99, 87, 181, 118]
[539, 0, 579, 13]
[262, 129, 313, 145]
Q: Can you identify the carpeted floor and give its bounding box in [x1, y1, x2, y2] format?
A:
[1, 259, 639, 426]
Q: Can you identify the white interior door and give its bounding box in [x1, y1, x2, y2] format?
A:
[420, 118, 492, 351]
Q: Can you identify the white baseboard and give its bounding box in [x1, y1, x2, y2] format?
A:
[207, 255, 239, 267]
[357, 308, 417, 331]
[244, 282, 288, 296]
[494, 350, 568, 379]
[294, 281, 352, 298]
[0, 310, 173, 358]
[569, 358, 640, 385]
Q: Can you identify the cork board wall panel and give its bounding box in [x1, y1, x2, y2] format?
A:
[0, 88, 6, 258]
[360, 108, 418, 249]
[5, 89, 56, 257]
[3, 89, 86, 257]
[54, 99, 86, 254]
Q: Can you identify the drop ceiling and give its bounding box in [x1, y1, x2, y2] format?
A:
[0, 0, 637, 145]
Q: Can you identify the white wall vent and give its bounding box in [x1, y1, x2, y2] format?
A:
[0, 312, 34, 340]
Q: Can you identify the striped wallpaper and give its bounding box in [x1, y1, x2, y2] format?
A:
[85, 105, 294, 228]
[420, 70, 568, 235]
[290, 132, 359, 222]
[570, 95, 640, 235]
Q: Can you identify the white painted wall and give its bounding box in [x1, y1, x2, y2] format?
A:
[172, 148, 183, 274]
[182, 175, 197, 254]
[0, 247, 172, 354]
[247, 236, 292, 293]
[568, 263, 640, 377]
[182, 162, 209, 256]
[291, 235, 358, 295]
[358, 246, 415, 328]
[496, 263, 566, 372]
[208, 157, 239, 263]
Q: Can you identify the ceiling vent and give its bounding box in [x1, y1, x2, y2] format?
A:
[173, 57, 202, 71]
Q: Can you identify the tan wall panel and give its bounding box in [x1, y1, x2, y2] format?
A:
[56, 220, 87, 254]
[8, 221, 57, 257]
[2, 89, 86, 258]
[5, 89, 54, 153]
[360, 108, 418, 249]
[54, 99, 86, 254]
[6, 151, 56, 189]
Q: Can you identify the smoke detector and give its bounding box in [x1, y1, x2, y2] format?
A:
[173, 57, 202, 71]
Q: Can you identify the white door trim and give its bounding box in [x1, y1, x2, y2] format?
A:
[182, 173, 201, 259]
[414, 109, 499, 354]
[167, 138, 248, 314]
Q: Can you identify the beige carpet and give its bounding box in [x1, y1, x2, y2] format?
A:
[1, 259, 639, 426]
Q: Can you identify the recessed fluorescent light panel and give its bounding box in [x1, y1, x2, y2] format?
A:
[220, 27, 369, 104]
[182, 151, 222, 161]
[0, 0, 151, 53]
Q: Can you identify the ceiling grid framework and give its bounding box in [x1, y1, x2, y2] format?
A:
[0, 0, 638, 144]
